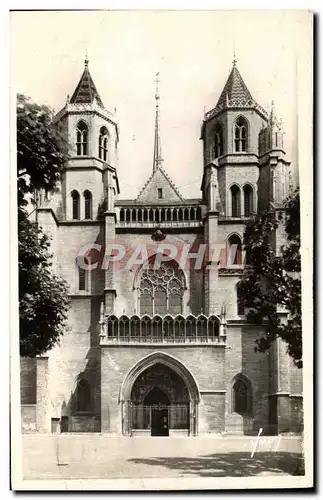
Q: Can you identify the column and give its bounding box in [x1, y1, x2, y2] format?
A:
[104, 212, 117, 313]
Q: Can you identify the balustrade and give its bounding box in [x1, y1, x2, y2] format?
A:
[100, 313, 226, 345]
[118, 205, 202, 226]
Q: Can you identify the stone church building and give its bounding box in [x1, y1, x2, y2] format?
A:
[20, 57, 303, 436]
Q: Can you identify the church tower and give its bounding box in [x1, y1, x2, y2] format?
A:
[200, 58, 269, 317]
[55, 56, 120, 221]
[200, 57, 268, 217]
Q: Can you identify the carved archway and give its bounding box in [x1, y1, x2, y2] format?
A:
[120, 352, 200, 436]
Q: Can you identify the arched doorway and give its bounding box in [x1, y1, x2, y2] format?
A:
[120, 352, 200, 436]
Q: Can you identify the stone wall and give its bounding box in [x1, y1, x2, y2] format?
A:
[101, 345, 226, 434]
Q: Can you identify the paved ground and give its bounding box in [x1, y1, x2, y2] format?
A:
[21, 434, 304, 481]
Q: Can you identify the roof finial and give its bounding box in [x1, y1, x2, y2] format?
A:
[270, 100, 275, 124]
[153, 72, 163, 172]
[84, 49, 89, 67]
[155, 71, 160, 101]
[232, 42, 237, 67]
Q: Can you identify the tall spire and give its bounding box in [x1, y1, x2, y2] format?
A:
[153, 72, 163, 172]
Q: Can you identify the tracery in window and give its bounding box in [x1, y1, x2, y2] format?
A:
[76, 120, 88, 156]
[139, 260, 185, 316]
[234, 117, 248, 152]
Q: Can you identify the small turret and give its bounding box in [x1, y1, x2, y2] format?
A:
[258, 101, 291, 209]
[259, 101, 285, 156]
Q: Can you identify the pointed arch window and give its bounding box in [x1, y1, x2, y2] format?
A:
[234, 117, 248, 152]
[213, 123, 223, 158]
[228, 234, 243, 265]
[99, 126, 108, 161]
[232, 374, 252, 415]
[243, 184, 254, 217]
[230, 184, 241, 217]
[74, 378, 93, 413]
[78, 256, 90, 292]
[139, 259, 185, 316]
[76, 121, 88, 156]
[71, 190, 80, 220]
[84, 190, 93, 219]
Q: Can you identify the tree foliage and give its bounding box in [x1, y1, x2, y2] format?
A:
[239, 189, 302, 368]
[17, 93, 68, 207]
[17, 94, 70, 356]
[19, 213, 70, 356]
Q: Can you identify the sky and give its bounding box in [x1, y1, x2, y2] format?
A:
[10, 10, 311, 199]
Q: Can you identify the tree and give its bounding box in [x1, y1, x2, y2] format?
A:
[17, 93, 68, 207]
[17, 94, 70, 356]
[239, 189, 302, 368]
[19, 213, 70, 356]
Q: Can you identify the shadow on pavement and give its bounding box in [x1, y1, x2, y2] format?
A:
[128, 452, 305, 477]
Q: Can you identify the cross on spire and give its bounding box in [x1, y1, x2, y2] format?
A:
[232, 43, 237, 67]
[84, 49, 89, 67]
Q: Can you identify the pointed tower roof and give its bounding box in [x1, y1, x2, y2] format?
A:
[70, 56, 104, 107]
[203, 59, 268, 123]
[216, 63, 253, 110]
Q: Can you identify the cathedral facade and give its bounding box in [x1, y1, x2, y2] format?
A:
[20, 57, 303, 436]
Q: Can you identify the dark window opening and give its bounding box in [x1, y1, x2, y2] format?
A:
[243, 185, 253, 217]
[79, 267, 86, 291]
[74, 379, 93, 413]
[230, 185, 241, 217]
[232, 376, 252, 415]
[99, 126, 108, 161]
[84, 190, 92, 219]
[72, 190, 80, 220]
[228, 235, 243, 265]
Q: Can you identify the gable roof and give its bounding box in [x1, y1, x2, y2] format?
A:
[136, 166, 184, 202]
[70, 61, 104, 108]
